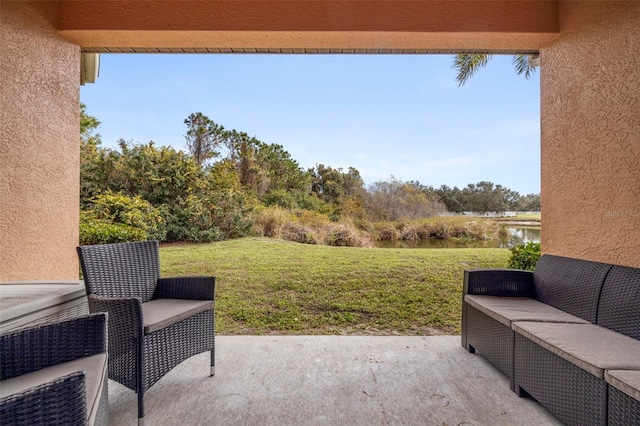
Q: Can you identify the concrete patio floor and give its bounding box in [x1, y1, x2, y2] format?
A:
[108, 335, 561, 426]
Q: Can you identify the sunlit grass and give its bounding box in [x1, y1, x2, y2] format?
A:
[160, 238, 510, 335]
[514, 213, 541, 220]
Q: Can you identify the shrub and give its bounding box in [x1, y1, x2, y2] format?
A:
[79, 213, 146, 245]
[88, 192, 167, 241]
[261, 189, 329, 213]
[508, 241, 541, 271]
[163, 195, 224, 243]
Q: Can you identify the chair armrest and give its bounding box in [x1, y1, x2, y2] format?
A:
[0, 371, 87, 426]
[463, 269, 534, 297]
[155, 276, 216, 300]
[0, 314, 107, 380]
[87, 294, 143, 345]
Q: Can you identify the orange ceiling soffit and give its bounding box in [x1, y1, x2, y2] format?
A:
[56, 0, 559, 51]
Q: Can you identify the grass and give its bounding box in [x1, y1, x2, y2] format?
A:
[160, 238, 510, 336]
[513, 213, 541, 221]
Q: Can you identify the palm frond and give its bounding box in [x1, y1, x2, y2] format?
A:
[452, 54, 492, 86]
[512, 54, 538, 80]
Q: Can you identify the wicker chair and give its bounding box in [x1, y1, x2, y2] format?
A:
[77, 240, 215, 426]
[0, 313, 108, 426]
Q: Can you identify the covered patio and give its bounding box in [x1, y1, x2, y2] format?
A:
[108, 335, 560, 425]
[1, 1, 638, 425]
[2, 1, 639, 281]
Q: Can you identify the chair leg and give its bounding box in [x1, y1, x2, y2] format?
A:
[514, 384, 530, 397]
[136, 342, 145, 424]
[138, 389, 145, 425]
[210, 349, 215, 376]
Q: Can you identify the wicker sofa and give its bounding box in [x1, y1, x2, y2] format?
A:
[461, 254, 640, 426]
[0, 313, 108, 426]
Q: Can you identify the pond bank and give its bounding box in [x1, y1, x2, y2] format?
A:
[495, 220, 541, 226]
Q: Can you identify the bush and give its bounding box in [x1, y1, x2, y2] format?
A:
[508, 241, 541, 271]
[261, 189, 329, 213]
[87, 192, 167, 241]
[79, 213, 146, 245]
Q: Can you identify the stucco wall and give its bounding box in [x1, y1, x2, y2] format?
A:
[541, 1, 640, 267]
[1, 1, 80, 280]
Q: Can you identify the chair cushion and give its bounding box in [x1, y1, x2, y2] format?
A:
[0, 354, 107, 425]
[512, 322, 640, 378]
[605, 370, 640, 402]
[142, 299, 214, 334]
[465, 295, 590, 327]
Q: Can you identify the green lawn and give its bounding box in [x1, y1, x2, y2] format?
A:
[160, 238, 510, 335]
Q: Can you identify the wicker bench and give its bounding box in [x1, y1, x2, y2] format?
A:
[461, 254, 640, 426]
[0, 313, 108, 426]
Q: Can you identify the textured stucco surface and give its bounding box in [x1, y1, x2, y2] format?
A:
[57, 0, 558, 51]
[540, 1, 640, 267]
[1, 1, 80, 280]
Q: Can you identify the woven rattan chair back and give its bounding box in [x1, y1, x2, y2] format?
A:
[533, 255, 612, 323]
[597, 265, 640, 339]
[78, 240, 160, 303]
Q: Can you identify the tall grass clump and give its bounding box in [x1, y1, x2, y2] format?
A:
[252, 207, 373, 247]
[324, 222, 374, 247]
[375, 217, 505, 243]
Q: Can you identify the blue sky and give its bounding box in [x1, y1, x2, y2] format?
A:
[80, 54, 541, 195]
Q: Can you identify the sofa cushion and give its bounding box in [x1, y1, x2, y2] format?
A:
[0, 354, 107, 425]
[465, 295, 590, 327]
[605, 370, 640, 402]
[512, 322, 640, 378]
[142, 299, 214, 334]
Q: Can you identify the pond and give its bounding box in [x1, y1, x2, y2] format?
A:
[374, 226, 541, 249]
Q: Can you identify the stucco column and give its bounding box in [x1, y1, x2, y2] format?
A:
[1, 1, 81, 280]
[540, 1, 640, 267]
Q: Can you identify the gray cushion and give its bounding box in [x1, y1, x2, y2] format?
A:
[513, 322, 640, 378]
[0, 354, 107, 425]
[605, 370, 640, 402]
[143, 299, 214, 334]
[465, 295, 590, 327]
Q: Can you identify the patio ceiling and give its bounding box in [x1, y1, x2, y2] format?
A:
[57, 0, 559, 53]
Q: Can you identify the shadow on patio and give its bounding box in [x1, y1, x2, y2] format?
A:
[108, 335, 560, 425]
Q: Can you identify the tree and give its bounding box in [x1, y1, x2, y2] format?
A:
[309, 164, 347, 204]
[80, 103, 100, 140]
[80, 104, 103, 205]
[184, 112, 225, 166]
[453, 54, 539, 86]
[435, 185, 466, 213]
[80, 139, 253, 242]
[366, 177, 444, 221]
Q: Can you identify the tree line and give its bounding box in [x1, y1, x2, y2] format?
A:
[80, 106, 539, 244]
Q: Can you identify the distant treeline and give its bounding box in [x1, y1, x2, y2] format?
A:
[80, 107, 539, 244]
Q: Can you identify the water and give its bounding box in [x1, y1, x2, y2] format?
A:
[504, 226, 541, 247]
[375, 226, 541, 249]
